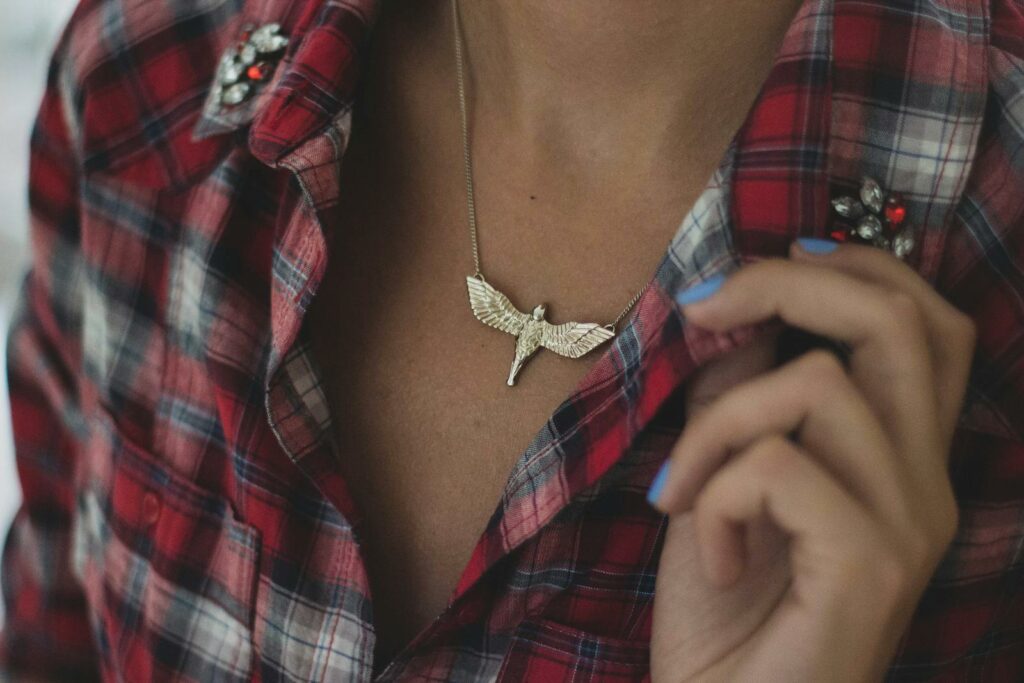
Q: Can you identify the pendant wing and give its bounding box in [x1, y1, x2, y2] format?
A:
[540, 321, 615, 359]
[466, 276, 529, 335]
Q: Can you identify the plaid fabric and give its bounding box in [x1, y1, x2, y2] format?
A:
[2, 0, 1023, 679]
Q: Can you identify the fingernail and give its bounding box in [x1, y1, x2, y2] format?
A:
[675, 274, 727, 307]
[647, 459, 671, 506]
[795, 237, 839, 255]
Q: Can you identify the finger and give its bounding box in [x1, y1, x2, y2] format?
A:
[679, 260, 939, 455]
[790, 240, 976, 439]
[684, 329, 779, 416]
[693, 435, 883, 592]
[653, 350, 908, 528]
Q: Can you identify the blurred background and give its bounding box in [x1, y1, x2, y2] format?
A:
[0, 0, 78, 623]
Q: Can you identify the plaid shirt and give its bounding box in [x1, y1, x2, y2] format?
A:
[2, 0, 1023, 679]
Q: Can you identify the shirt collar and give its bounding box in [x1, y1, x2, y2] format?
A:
[192, 0, 378, 167]
[194, 0, 986, 280]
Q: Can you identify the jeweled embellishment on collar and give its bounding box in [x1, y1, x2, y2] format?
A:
[213, 23, 289, 107]
[830, 177, 915, 259]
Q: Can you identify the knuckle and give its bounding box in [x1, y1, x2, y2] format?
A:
[829, 523, 918, 611]
[798, 349, 847, 386]
[889, 488, 924, 537]
[884, 292, 926, 336]
[894, 507, 957, 581]
[749, 436, 800, 479]
[832, 544, 887, 598]
[888, 291, 919, 318]
[949, 310, 978, 351]
[898, 528, 932, 568]
[847, 526, 919, 607]
[932, 492, 961, 551]
[693, 468, 734, 517]
[692, 479, 721, 516]
[872, 548, 914, 603]
[888, 491, 959, 578]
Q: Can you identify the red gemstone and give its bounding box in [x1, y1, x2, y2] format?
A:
[884, 197, 906, 226]
[247, 63, 269, 81]
[830, 228, 849, 242]
[240, 29, 252, 42]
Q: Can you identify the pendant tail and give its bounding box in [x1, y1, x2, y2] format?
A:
[507, 356, 525, 386]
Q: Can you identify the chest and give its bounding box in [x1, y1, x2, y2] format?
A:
[303, 133, 691, 666]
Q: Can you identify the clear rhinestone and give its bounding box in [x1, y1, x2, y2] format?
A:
[860, 177, 884, 213]
[855, 214, 883, 241]
[252, 23, 288, 53]
[217, 49, 241, 80]
[240, 44, 257, 65]
[264, 35, 288, 53]
[252, 22, 280, 38]
[219, 59, 243, 85]
[891, 230, 915, 259]
[221, 82, 251, 105]
[831, 195, 865, 219]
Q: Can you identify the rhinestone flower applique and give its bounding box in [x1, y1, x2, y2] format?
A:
[830, 177, 915, 259]
[213, 23, 289, 107]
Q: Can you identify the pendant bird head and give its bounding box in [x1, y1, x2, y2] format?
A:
[531, 304, 547, 321]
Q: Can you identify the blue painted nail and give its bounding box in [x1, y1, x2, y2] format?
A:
[796, 237, 840, 255]
[675, 274, 726, 307]
[647, 460, 671, 506]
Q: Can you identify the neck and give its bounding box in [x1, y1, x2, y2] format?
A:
[454, 0, 805, 172]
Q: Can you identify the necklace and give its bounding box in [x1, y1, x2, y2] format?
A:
[451, 0, 651, 387]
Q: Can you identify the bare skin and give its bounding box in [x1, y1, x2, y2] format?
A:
[305, 0, 805, 671]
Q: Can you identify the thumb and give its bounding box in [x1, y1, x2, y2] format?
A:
[685, 330, 779, 419]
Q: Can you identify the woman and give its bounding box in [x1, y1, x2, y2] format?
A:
[0, 0, 1019, 680]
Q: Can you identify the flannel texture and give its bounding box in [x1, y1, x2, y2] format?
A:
[2, 0, 1024, 680]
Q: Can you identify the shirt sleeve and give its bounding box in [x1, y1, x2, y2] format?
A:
[0, 15, 100, 680]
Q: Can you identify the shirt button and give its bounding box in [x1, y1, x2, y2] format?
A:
[141, 491, 162, 526]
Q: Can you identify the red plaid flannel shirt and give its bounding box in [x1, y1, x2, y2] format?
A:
[3, 0, 1024, 680]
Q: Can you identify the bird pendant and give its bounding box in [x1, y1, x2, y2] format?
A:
[466, 275, 616, 386]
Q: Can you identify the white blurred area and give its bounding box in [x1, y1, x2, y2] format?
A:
[0, 0, 78, 622]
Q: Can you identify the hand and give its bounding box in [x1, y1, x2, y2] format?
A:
[647, 240, 976, 682]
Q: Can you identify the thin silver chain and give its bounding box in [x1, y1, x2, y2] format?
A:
[450, 0, 650, 329]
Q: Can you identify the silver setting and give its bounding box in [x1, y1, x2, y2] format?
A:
[830, 176, 916, 260]
[213, 23, 289, 108]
